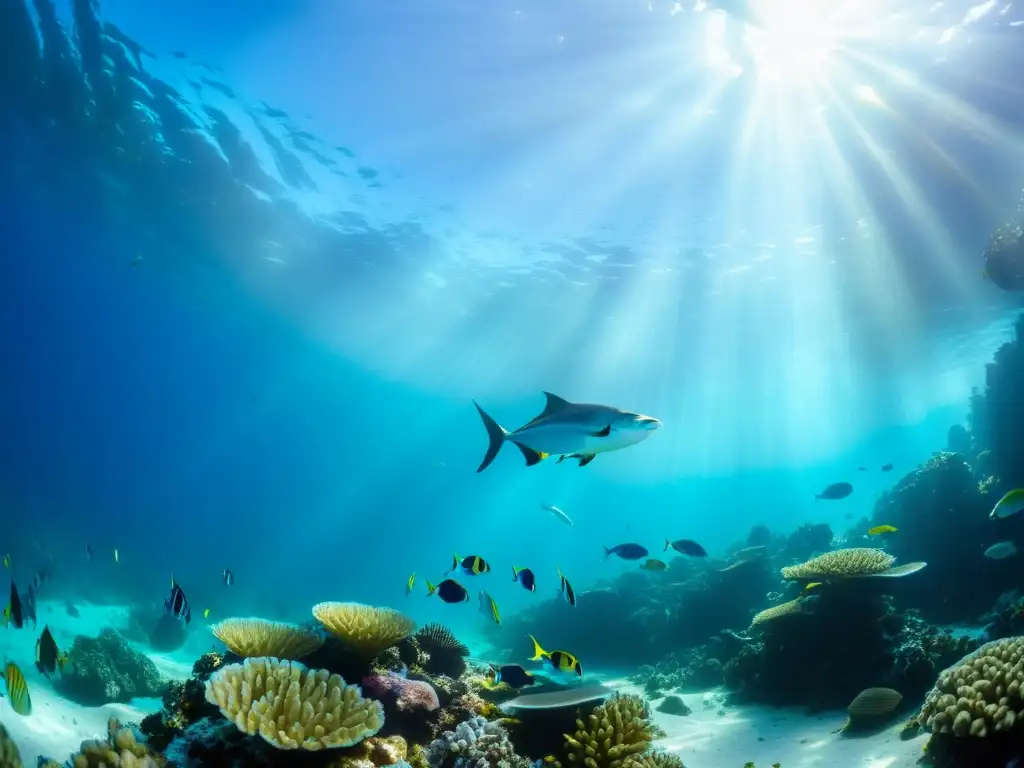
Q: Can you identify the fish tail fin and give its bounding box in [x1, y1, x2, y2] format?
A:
[528, 634, 547, 661]
[603, 546, 612, 558]
[474, 401, 509, 472]
[512, 442, 548, 467]
[426, 580, 438, 596]
[447, 554, 459, 575]
[663, 538, 670, 552]
[512, 566, 519, 580]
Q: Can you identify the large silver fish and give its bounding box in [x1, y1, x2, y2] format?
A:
[473, 392, 660, 473]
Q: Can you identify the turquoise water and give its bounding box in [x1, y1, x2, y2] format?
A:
[3, 1, 1024, 766]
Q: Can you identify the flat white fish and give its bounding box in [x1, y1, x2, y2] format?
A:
[984, 541, 1018, 560]
[541, 504, 574, 526]
[473, 391, 660, 472]
[990, 489, 1024, 520]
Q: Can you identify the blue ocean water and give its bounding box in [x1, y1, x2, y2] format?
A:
[3, 1, 1024, 765]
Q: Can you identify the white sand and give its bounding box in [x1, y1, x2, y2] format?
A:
[0, 600, 195, 765]
[609, 680, 929, 768]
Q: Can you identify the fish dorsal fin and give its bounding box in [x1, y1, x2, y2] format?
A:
[540, 391, 571, 415]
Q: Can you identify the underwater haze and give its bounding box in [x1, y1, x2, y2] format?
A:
[3, 1, 1024, 766]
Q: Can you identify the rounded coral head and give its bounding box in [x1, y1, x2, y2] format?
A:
[312, 602, 416, 657]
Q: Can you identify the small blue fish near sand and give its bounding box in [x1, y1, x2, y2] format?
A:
[604, 543, 649, 560]
[473, 391, 660, 472]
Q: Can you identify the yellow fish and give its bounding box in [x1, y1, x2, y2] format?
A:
[2, 553, 9, 569]
[405, 572, 416, 597]
[203, 608, 211, 619]
[4, 661, 31, 715]
[804, 582, 822, 592]
[641, 559, 667, 572]
[867, 525, 898, 536]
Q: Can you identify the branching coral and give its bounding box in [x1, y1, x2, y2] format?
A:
[0, 724, 21, 768]
[781, 548, 895, 580]
[204, 656, 384, 749]
[66, 717, 164, 767]
[313, 602, 416, 657]
[563, 694, 657, 768]
[920, 637, 1024, 737]
[211, 617, 324, 660]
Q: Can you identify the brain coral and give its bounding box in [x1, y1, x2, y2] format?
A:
[211, 618, 324, 660]
[920, 637, 1024, 737]
[204, 656, 384, 750]
[312, 602, 415, 657]
[781, 548, 894, 580]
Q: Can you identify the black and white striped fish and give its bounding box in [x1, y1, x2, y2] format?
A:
[164, 580, 191, 624]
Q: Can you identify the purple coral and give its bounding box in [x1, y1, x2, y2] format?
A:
[362, 671, 440, 712]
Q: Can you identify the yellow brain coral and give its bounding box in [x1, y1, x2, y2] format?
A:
[564, 693, 657, 768]
[920, 637, 1024, 737]
[211, 618, 324, 660]
[781, 548, 894, 580]
[204, 656, 384, 750]
[312, 602, 415, 657]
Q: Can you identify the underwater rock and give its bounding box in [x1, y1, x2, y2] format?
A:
[655, 695, 691, 716]
[946, 423, 971, 456]
[362, 671, 440, 712]
[870, 452, 991, 624]
[149, 612, 188, 653]
[782, 523, 833, 562]
[57, 628, 166, 705]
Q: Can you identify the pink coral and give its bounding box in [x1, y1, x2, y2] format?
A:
[362, 672, 440, 712]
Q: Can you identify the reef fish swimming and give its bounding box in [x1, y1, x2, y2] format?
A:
[556, 566, 577, 607]
[512, 566, 536, 592]
[35, 625, 67, 677]
[4, 582, 23, 629]
[528, 634, 583, 678]
[604, 543, 649, 560]
[165, 580, 191, 624]
[984, 541, 1018, 560]
[816, 482, 854, 500]
[3, 661, 31, 715]
[665, 539, 707, 557]
[867, 525, 898, 536]
[990, 489, 1024, 520]
[487, 664, 535, 689]
[478, 589, 500, 623]
[448, 554, 491, 576]
[541, 504, 574, 526]
[473, 391, 661, 472]
[427, 578, 470, 604]
[641, 559, 667, 572]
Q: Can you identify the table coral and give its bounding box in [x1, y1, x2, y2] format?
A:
[313, 602, 416, 658]
[57, 628, 166, 705]
[212, 617, 324, 660]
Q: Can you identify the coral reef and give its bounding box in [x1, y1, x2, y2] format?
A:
[57, 628, 166, 705]
[972, 314, 1024, 484]
[424, 715, 530, 768]
[870, 452, 994, 624]
[363, 671, 440, 713]
[57, 717, 165, 767]
[562, 694, 660, 768]
[654, 696, 691, 716]
[205, 656, 384, 749]
[631, 642, 730, 696]
[212, 617, 324, 660]
[415, 624, 470, 678]
[0, 724, 21, 768]
[781, 548, 895, 580]
[313, 603, 416, 658]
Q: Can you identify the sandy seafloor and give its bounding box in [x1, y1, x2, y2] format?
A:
[0, 605, 928, 767]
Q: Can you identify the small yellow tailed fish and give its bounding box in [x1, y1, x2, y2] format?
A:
[203, 608, 211, 619]
[113, 548, 119, 563]
[528, 634, 582, 677]
[867, 525, 898, 536]
[804, 582, 822, 592]
[2, 553, 9, 569]
[405, 573, 416, 597]
[990, 488, 1024, 520]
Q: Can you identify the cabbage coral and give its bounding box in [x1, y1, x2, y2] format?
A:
[312, 602, 415, 657]
[211, 618, 323, 660]
[781, 548, 894, 580]
[204, 656, 384, 750]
